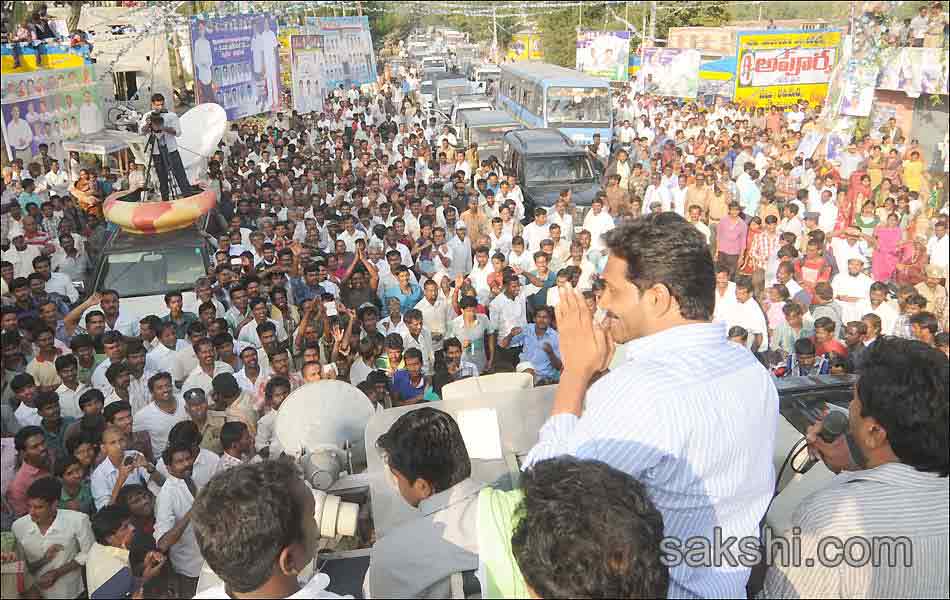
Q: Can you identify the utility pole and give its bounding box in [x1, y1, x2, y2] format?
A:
[649, 0, 657, 47]
[356, 1, 362, 17]
[492, 6, 499, 64]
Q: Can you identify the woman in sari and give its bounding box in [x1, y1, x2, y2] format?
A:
[866, 145, 884, 190]
[69, 169, 101, 218]
[874, 177, 894, 207]
[882, 148, 902, 187]
[835, 171, 870, 231]
[894, 235, 928, 286]
[870, 213, 903, 282]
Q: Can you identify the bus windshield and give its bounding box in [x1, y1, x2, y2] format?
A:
[546, 87, 610, 126]
[525, 155, 595, 186]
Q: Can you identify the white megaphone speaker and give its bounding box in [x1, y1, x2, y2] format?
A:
[176, 103, 227, 181]
[275, 381, 374, 539]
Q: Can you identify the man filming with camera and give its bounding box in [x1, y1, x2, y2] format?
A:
[138, 93, 194, 201]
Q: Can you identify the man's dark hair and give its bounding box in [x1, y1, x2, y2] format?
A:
[92, 504, 131, 545]
[813, 316, 835, 334]
[794, 337, 816, 356]
[26, 476, 62, 503]
[192, 460, 308, 593]
[603, 213, 714, 320]
[909, 311, 939, 336]
[220, 421, 248, 451]
[376, 407, 471, 493]
[511, 457, 669, 599]
[102, 401, 129, 428]
[403, 347, 423, 363]
[857, 337, 949, 475]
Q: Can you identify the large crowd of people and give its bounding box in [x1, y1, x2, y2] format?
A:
[2, 26, 950, 598]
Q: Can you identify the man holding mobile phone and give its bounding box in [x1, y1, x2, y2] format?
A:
[91, 425, 164, 510]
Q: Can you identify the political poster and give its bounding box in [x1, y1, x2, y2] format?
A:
[795, 131, 824, 159]
[637, 48, 701, 99]
[576, 31, 631, 81]
[734, 29, 842, 108]
[290, 35, 327, 115]
[1, 63, 100, 162]
[189, 14, 282, 121]
[508, 32, 543, 62]
[315, 17, 377, 93]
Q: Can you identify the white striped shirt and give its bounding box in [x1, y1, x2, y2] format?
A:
[761, 462, 949, 599]
[525, 322, 778, 598]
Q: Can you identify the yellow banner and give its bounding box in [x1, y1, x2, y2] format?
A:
[507, 33, 542, 62]
[734, 30, 842, 108]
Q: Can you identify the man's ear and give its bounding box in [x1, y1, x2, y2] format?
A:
[413, 477, 434, 502]
[277, 542, 306, 577]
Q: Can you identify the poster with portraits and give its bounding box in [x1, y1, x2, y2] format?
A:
[636, 48, 701, 99]
[189, 14, 282, 121]
[1, 63, 100, 162]
[316, 17, 377, 93]
[290, 35, 326, 114]
[576, 31, 631, 82]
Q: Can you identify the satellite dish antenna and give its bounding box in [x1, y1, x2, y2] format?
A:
[276, 381, 375, 456]
[176, 103, 227, 181]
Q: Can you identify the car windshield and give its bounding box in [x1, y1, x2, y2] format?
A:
[421, 82, 434, 94]
[526, 155, 595, 185]
[546, 86, 610, 126]
[99, 246, 206, 298]
[471, 125, 519, 147]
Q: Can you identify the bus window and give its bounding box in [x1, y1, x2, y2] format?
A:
[546, 87, 610, 126]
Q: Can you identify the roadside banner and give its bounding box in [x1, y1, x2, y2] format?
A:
[576, 31, 631, 81]
[290, 35, 326, 114]
[315, 16, 377, 93]
[189, 14, 282, 121]
[734, 29, 841, 108]
[637, 48, 701, 99]
[1, 63, 100, 162]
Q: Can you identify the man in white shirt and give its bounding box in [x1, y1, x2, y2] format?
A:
[489, 275, 528, 367]
[33, 254, 78, 302]
[181, 338, 234, 395]
[928, 220, 948, 272]
[138, 93, 192, 201]
[78, 90, 103, 135]
[11, 477, 95, 600]
[91, 425, 163, 510]
[721, 280, 769, 351]
[582, 196, 615, 251]
[832, 256, 874, 324]
[155, 442, 203, 597]
[192, 20, 214, 102]
[132, 373, 188, 457]
[522, 208, 550, 253]
[857, 281, 900, 337]
[829, 228, 871, 276]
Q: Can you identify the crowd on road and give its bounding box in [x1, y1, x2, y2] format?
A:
[1, 41, 949, 598]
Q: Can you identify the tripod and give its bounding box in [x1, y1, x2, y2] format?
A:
[141, 123, 183, 202]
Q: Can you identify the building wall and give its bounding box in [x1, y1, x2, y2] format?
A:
[874, 89, 917, 140]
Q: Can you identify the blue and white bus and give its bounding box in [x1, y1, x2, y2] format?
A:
[496, 62, 612, 146]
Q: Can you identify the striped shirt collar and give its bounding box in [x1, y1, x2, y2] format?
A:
[837, 461, 948, 490]
[622, 321, 727, 363]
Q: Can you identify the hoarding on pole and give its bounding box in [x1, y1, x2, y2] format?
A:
[734, 29, 842, 108]
[290, 35, 326, 114]
[189, 14, 282, 121]
[1, 61, 100, 162]
[576, 31, 631, 82]
[636, 48, 701, 99]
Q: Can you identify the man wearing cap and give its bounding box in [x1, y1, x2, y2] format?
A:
[915, 265, 947, 326]
[831, 256, 873, 325]
[829, 227, 872, 276]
